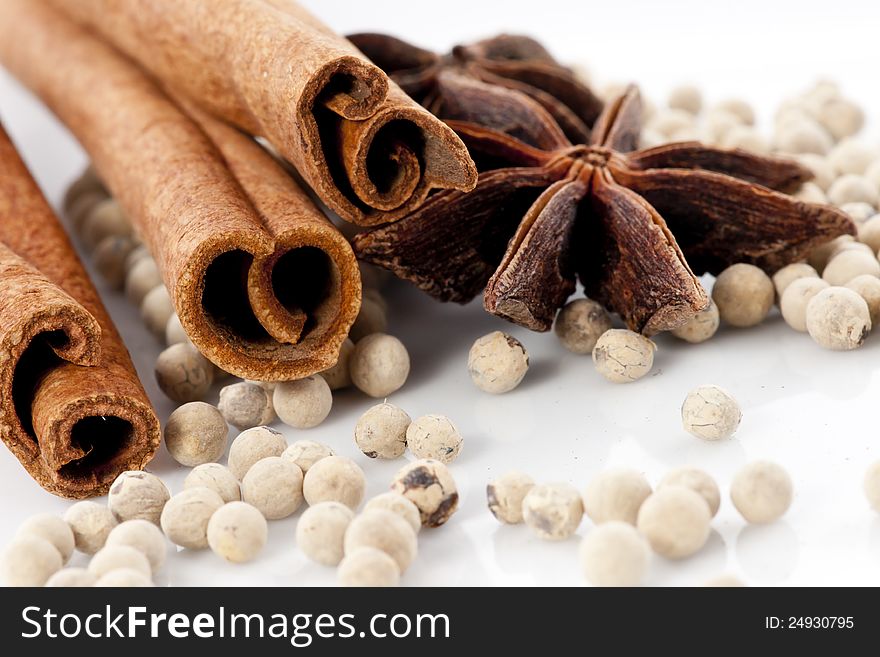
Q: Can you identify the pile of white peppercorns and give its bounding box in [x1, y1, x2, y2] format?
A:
[486, 460, 801, 587]
[1, 433, 462, 586]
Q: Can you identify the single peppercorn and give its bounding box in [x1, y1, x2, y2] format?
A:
[730, 461, 793, 524]
[207, 501, 268, 563]
[241, 456, 304, 520]
[354, 402, 410, 459]
[579, 522, 651, 587]
[108, 471, 170, 525]
[296, 502, 354, 566]
[487, 471, 535, 525]
[637, 486, 711, 559]
[554, 298, 612, 354]
[164, 401, 228, 467]
[712, 263, 774, 327]
[227, 426, 287, 480]
[273, 375, 332, 429]
[592, 329, 655, 383]
[406, 414, 463, 464]
[303, 456, 366, 510]
[681, 385, 742, 441]
[161, 487, 225, 549]
[522, 483, 584, 541]
[467, 331, 529, 393]
[583, 469, 652, 525]
[350, 333, 411, 397]
[390, 459, 459, 528]
[184, 463, 241, 503]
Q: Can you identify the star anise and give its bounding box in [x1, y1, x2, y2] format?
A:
[347, 32, 603, 144]
[353, 82, 855, 334]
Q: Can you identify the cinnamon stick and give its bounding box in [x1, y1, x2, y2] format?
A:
[0, 0, 361, 380]
[49, 0, 478, 226]
[0, 123, 160, 499]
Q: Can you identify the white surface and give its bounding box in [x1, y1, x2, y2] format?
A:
[2, 0, 880, 587]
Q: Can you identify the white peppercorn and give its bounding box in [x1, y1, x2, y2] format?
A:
[106, 519, 166, 572]
[184, 463, 241, 503]
[845, 274, 880, 325]
[161, 487, 224, 549]
[124, 256, 162, 307]
[818, 97, 864, 140]
[164, 401, 228, 467]
[354, 402, 410, 459]
[350, 333, 411, 397]
[487, 470, 535, 524]
[64, 165, 106, 212]
[670, 300, 719, 343]
[89, 545, 152, 579]
[681, 385, 742, 441]
[592, 329, 655, 383]
[864, 461, 880, 513]
[794, 182, 827, 204]
[228, 425, 287, 480]
[720, 125, 769, 153]
[93, 235, 136, 290]
[772, 262, 819, 299]
[774, 120, 832, 155]
[829, 239, 874, 261]
[164, 313, 189, 346]
[806, 287, 871, 350]
[712, 263, 774, 327]
[81, 198, 132, 249]
[822, 250, 880, 286]
[15, 514, 75, 563]
[338, 547, 400, 587]
[45, 568, 96, 587]
[858, 215, 880, 253]
[704, 109, 741, 144]
[467, 331, 529, 393]
[218, 382, 275, 431]
[828, 174, 878, 207]
[636, 486, 711, 559]
[579, 522, 651, 587]
[780, 277, 829, 331]
[522, 483, 584, 540]
[296, 502, 354, 566]
[363, 492, 422, 534]
[390, 458, 459, 528]
[646, 109, 694, 138]
[303, 456, 366, 510]
[140, 285, 174, 340]
[349, 296, 388, 342]
[827, 138, 875, 176]
[583, 469, 652, 525]
[554, 298, 612, 354]
[714, 99, 754, 125]
[406, 414, 463, 464]
[320, 337, 355, 390]
[94, 568, 154, 587]
[0, 535, 62, 586]
[731, 461, 793, 523]
[809, 235, 854, 272]
[64, 501, 117, 555]
[795, 153, 835, 191]
[108, 471, 170, 526]
[241, 456, 304, 520]
[668, 85, 702, 114]
[659, 466, 721, 517]
[840, 202, 876, 224]
[282, 440, 334, 474]
[273, 375, 332, 429]
[155, 343, 214, 403]
[703, 574, 746, 587]
[344, 509, 417, 573]
[124, 244, 150, 273]
[207, 501, 268, 563]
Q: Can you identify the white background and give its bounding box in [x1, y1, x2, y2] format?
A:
[2, 0, 880, 586]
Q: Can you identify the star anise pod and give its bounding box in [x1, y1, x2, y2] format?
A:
[348, 32, 603, 144]
[353, 82, 855, 334]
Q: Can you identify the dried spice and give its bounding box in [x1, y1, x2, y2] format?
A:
[348, 32, 603, 144]
[355, 83, 855, 333]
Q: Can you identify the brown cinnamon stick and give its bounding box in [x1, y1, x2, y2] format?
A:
[0, 123, 160, 498]
[0, 0, 361, 380]
[48, 0, 478, 226]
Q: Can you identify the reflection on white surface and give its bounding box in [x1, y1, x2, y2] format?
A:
[736, 523, 800, 584]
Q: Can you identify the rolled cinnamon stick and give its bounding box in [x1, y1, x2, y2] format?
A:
[49, 0, 478, 226]
[0, 0, 361, 380]
[0, 123, 160, 498]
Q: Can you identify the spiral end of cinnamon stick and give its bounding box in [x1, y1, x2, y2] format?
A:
[0, 249, 160, 498]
